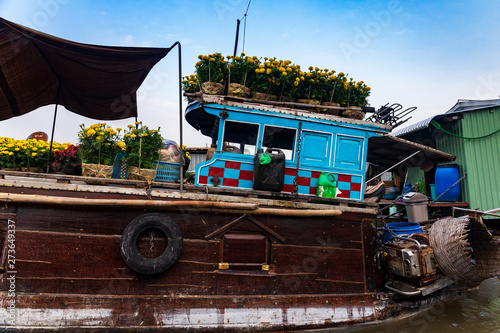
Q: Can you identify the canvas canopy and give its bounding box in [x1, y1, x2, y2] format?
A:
[0, 17, 170, 121]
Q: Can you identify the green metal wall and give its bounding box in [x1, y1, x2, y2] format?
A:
[436, 107, 500, 211]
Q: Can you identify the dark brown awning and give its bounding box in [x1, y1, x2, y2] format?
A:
[367, 134, 456, 171]
[0, 17, 170, 121]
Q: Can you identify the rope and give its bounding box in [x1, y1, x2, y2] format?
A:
[430, 120, 500, 140]
[433, 173, 467, 202]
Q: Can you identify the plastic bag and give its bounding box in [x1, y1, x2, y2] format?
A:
[160, 139, 182, 164]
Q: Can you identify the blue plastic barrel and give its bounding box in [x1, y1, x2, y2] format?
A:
[382, 222, 422, 243]
[435, 164, 460, 201]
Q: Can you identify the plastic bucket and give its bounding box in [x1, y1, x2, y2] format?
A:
[382, 222, 422, 243]
[435, 164, 460, 201]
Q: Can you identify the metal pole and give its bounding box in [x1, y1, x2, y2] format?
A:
[169, 41, 183, 191]
[365, 150, 422, 184]
[46, 102, 59, 173]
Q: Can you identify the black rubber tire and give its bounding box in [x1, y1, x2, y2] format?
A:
[120, 213, 183, 275]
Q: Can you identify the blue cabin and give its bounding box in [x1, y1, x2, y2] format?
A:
[186, 96, 392, 201]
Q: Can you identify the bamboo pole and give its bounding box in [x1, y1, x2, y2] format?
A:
[0, 193, 342, 216]
[191, 207, 342, 217]
[0, 193, 256, 211]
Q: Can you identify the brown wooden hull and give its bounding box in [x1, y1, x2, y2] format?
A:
[0, 173, 443, 331]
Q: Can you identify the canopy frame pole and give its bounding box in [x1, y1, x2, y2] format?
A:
[46, 86, 61, 173]
[365, 150, 422, 184]
[46, 103, 58, 173]
[169, 41, 183, 191]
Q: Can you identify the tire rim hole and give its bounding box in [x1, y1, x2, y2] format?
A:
[137, 227, 168, 258]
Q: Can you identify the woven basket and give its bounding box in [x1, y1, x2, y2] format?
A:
[82, 163, 113, 178]
[252, 92, 277, 101]
[320, 102, 340, 115]
[341, 108, 365, 120]
[201, 82, 224, 95]
[128, 166, 157, 182]
[429, 215, 500, 287]
[228, 83, 251, 98]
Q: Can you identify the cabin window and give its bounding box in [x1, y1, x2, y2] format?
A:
[222, 120, 259, 155]
[334, 135, 364, 170]
[300, 131, 332, 167]
[262, 125, 296, 160]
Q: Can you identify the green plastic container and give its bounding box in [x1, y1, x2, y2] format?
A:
[316, 172, 337, 198]
[429, 184, 437, 201]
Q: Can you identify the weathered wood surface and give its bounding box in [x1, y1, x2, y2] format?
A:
[0, 175, 380, 331]
[0, 170, 377, 210]
[1, 292, 378, 332]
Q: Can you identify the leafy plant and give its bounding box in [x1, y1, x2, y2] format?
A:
[182, 73, 199, 94]
[123, 121, 163, 170]
[78, 123, 122, 165]
[184, 53, 372, 107]
[52, 144, 82, 175]
[0, 137, 67, 170]
[195, 53, 228, 85]
[227, 53, 258, 86]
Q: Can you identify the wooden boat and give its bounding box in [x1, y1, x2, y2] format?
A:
[1, 18, 499, 332]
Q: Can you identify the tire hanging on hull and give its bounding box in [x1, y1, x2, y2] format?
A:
[120, 213, 183, 275]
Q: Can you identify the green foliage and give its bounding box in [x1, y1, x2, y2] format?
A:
[78, 123, 123, 165]
[0, 137, 68, 170]
[184, 53, 371, 107]
[123, 122, 163, 170]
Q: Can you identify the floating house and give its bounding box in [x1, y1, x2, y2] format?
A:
[392, 99, 500, 211]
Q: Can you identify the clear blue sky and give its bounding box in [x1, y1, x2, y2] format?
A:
[1, 0, 499, 146]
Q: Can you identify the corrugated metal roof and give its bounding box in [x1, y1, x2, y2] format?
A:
[391, 116, 438, 137]
[446, 99, 500, 114]
[392, 99, 500, 137]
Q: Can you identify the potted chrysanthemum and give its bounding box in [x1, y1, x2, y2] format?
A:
[78, 123, 124, 179]
[123, 121, 163, 181]
[196, 53, 228, 95]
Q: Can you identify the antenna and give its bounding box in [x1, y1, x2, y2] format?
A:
[233, 0, 252, 55]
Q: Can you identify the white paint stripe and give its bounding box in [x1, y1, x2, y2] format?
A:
[2, 306, 374, 329]
[0, 308, 113, 326]
[224, 308, 283, 326]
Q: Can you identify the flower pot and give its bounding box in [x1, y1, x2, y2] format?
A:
[82, 163, 113, 179]
[252, 92, 277, 101]
[341, 107, 365, 120]
[296, 99, 321, 112]
[21, 167, 41, 173]
[128, 166, 157, 182]
[279, 95, 294, 102]
[296, 99, 321, 105]
[228, 83, 251, 98]
[320, 102, 340, 115]
[201, 82, 224, 95]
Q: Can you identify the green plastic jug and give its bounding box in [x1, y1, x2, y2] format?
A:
[316, 172, 337, 198]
